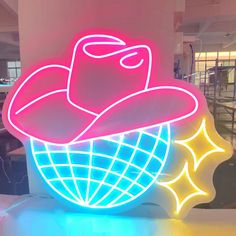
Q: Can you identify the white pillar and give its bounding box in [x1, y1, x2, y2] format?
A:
[18, 0, 176, 193]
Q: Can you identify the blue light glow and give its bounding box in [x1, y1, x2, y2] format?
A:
[30, 124, 170, 208]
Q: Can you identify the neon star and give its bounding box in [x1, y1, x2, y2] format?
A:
[175, 118, 225, 170]
[158, 162, 207, 215]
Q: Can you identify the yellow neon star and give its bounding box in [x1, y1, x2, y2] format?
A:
[158, 162, 207, 215]
[175, 118, 225, 170]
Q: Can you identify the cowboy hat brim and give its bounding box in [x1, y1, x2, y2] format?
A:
[72, 86, 199, 143]
[4, 66, 199, 145]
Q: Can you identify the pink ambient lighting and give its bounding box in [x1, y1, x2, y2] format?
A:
[3, 34, 199, 145]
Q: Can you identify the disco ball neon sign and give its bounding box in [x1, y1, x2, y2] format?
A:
[2, 34, 232, 218]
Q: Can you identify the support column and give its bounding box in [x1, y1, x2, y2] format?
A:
[18, 0, 176, 193]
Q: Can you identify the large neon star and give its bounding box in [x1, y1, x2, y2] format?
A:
[158, 162, 207, 215]
[175, 118, 225, 170]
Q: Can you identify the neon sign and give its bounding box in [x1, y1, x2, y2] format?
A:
[2, 34, 232, 218]
[158, 161, 208, 215]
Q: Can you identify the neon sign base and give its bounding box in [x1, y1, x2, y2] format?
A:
[30, 123, 170, 210]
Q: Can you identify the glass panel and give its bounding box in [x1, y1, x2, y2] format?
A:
[196, 61, 206, 72]
[218, 52, 230, 60]
[15, 61, 21, 67]
[195, 52, 200, 58]
[17, 68, 21, 77]
[195, 62, 199, 72]
[228, 61, 235, 83]
[7, 61, 15, 67]
[230, 51, 236, 60]
[9, 69, 16, 78]
[218, 60, 228, 67]
[206, 61, 215, 70]
[222, 61, 230, 66]
[206, 52, 217, 60]
[194, 51, 236, 88]
[195, 61, 206, 86]
[228, 69, 235, 83]
[195, 52, 206, 60]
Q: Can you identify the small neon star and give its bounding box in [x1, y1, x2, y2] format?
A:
[175, 118, 225, 170]
[158, 162, 207, 215]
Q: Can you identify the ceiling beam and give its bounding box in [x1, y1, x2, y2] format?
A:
[0, 25, 18, 33]
[223, 34, 236, 49]
[0, 33, 18, 46]
[197, 20, 213, 37]
[184, 0, 236, 22]
[0, 0, 18, 16]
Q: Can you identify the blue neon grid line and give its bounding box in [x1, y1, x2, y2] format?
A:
[31, 123, 171, 208]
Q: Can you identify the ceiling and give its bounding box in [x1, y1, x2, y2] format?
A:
[179, 0, 236, 50]
[0, 0, 236, 59]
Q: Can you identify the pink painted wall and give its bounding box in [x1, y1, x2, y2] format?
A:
[18, 0, 176, 193]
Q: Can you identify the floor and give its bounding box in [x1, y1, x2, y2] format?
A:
[1, 195, 236, 236]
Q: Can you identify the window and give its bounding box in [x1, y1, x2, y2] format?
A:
[194, 51, 236, 86]
[7, 61, 21, 82]
[230, 51, 236, 60]
[206, 52, 217, 60]
[218, 51, 230, 60]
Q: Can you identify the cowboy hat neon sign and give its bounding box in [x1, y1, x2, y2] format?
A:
[2, 34, 232, 218]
